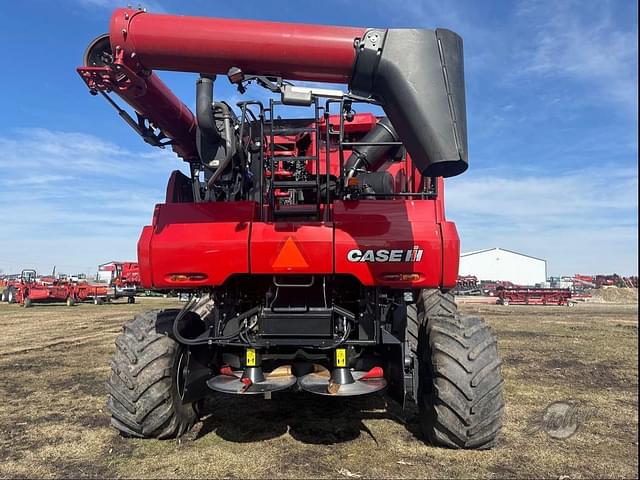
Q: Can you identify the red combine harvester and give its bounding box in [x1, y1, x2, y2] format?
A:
[77, 8, 504, 449]
[497, 287, 574, 306]
[97, 261, 141, 303]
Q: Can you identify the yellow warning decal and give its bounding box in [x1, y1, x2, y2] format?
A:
[246, 348, 256, 367]
[335, 348, 347, 367]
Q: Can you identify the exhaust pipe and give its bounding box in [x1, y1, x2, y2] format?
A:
[196, 74, 219, 140]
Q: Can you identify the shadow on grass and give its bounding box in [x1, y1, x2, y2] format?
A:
[196, 390, 422, 445]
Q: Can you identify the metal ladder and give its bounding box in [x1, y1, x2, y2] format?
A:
[266, 98, 323, 220]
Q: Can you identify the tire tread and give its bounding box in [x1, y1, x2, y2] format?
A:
[106, 310, 196, 439]
[412, 289, 504, 449]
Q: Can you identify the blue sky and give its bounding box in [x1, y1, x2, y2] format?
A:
[0, 0, 637, 276]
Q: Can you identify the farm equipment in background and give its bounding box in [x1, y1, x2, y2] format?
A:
[1, 268, 112, 307]
[572, 274, 596, 290]
[1, 274, 20, 302]
[77, 7, 505, 449]
[97, 261, 141, 303]
[496, 287, 574, 306]
[453, 275, 482, 295]
[6, 269, 76, 307]
[480, 280, 515, 296]
[594, 274, 638, 288]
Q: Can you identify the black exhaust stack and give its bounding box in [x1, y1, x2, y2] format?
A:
[350, 28, 468, 177]
[196, 74, 218, 140]
[195, 75, 237, 184]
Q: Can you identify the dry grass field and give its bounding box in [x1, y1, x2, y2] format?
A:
[0, 297, 637, 478]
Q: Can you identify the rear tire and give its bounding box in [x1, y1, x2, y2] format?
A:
[409, 289, 504, 449]
[1, 289, 7, 302]
[66, 296, 75, 307]
[106, 309, 197, 439]
[7, 287, 16, 304]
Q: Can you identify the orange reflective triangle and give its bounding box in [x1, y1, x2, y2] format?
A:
[272, 237, 308, 268]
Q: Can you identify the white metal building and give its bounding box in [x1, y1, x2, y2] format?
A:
[459, 248, 547, 286]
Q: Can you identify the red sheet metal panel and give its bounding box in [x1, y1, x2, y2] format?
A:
[333, 200, 444, 288]
[250, 223, 333, 274]
[144, 202, 256, 288]
[440, 221, 460, 288]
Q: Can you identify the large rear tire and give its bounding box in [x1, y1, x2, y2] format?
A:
[408, 289, 504, 449]
[1, 289, 7, 302]
[7, 287, 16, 304]
[107, 309, 197, 439]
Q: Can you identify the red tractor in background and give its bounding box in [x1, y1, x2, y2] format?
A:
[1, 274, 19, 303]
[78, 8, 504, 449]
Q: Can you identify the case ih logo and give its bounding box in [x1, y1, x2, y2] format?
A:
[347, 246, 424, 263]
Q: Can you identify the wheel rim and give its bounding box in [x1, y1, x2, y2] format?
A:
[175, 350, 189, 400]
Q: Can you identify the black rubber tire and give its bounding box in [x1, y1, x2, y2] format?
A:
[1, 289, 7, 302]
[24, 297, 33, 308]
[106, 309, 197, 439]
[66, 296, 75, 307]
[7, 287, 16, 304]
[409, 289, 504, 449]
[127, 296, 136, 304]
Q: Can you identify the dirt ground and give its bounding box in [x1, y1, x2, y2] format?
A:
[0, 297, 637, 479]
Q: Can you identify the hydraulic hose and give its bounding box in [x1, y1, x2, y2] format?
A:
[172, 303, 261, 346]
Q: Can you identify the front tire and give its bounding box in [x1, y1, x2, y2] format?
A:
[106, 310, 197, 439]
[410, 289, 504, 449]
[24, 297, 33, 308]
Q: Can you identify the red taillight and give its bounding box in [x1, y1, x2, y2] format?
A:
[381, 273, 422, 282]
[166, 273, 208, 282]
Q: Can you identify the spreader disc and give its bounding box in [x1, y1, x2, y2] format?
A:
[207, 371, 297, 395]
[298, 371, 387, 396]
